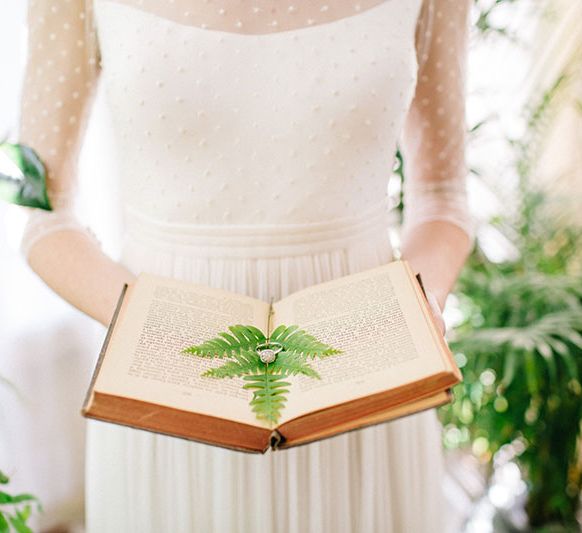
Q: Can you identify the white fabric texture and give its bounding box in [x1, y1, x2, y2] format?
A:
[17, 0, 473, 531]
[18, 0, 102, 258]
[17, 0, 475, 258]
[400, 0, 476, 245]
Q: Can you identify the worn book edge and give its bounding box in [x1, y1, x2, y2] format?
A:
[415, 272, 427, 298]
[81, 282, 129, 415]
[274, 389, 453, 451]
[406, 263, 462, 382]
[269, 429, 285, 450]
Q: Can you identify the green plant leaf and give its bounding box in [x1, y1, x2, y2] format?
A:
[555, 348, 578, 382]
[15, 505, 31, 523]
[0, 513, 9, 533]
[0, 142, 51, 210]
[202, 349, 263, 378]
[182, 324, 267, 359]
[270, 325, 341, 359]
[8, 515, 32, 533]
[268, 351, 321, 379]
[0, 472, 8, 485]
[0, 492, 37, 505]
[501, 351, 518, 389]
[564, 330, 582, 350]
[524, 351, 540, 395]
[183, 323, 341, 425]
[243, 371, 291, 425]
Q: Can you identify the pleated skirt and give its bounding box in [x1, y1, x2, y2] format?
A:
[84, 202, 447, 533]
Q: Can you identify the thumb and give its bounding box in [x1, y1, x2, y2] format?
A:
[425, 290, 446, 336]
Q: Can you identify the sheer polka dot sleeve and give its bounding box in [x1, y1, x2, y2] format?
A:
[399, 0, 476, 245]
[17, 0, 101, 261]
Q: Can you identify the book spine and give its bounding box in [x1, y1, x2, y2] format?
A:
[269, 429, 285, 451]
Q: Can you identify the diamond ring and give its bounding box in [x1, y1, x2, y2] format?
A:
[255, 341, 283, 364]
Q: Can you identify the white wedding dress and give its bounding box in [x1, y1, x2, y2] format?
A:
[17, 0, 474, 531]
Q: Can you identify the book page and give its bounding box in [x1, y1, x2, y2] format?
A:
[94, 272, 272, 429]
[272, 261, 448, 423]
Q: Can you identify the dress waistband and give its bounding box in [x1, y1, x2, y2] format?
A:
[122, 199, 395, 258]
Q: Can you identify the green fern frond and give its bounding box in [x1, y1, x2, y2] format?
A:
[181, 324, 266, 359]
[243, 371, 291, 425]
[270, 324, 341, 359]
[268, 351, 321, 379]
[270, 324, 299, 341]
[182, 322, 342, 425]
[202, 349, 263, 378]
[181, 340, 232, 359]
[228, 324, 266, 349]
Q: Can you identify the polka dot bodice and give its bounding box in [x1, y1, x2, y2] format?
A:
[17, 0, 475, 257]
[94, 0, 422, 225]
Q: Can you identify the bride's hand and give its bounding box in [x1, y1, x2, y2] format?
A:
[425, 290, 446, 336]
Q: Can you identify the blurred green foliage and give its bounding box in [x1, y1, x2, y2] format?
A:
[438, 23, 582, 530]
[439, 202, 582, 527]
[0, 470, 41, 533]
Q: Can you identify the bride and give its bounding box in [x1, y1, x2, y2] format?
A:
[17, 0, 474, 531]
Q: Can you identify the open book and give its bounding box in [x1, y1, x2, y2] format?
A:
[82, 260, 461, 453]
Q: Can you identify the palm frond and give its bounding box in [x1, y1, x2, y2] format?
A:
[453, 306, 582, 390]
[453, 310, 582, 352]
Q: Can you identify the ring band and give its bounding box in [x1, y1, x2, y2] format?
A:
[255, 341, 283, 354]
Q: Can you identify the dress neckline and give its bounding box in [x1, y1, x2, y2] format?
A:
[96, 0, 397, 39]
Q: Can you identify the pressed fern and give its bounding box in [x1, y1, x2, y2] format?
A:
[201, 348, 263, 378]
[268, 351, 322, 379]
[269, 324, 341, 359]
[181, 323, 341, 425]
[243, 371, 291, 425]
[182, 324, 267, 359]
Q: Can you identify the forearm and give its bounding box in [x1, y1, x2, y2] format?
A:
[26, 230, 137, 328]
[399, 220, 473, 310]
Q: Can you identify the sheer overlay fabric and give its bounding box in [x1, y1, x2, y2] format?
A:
[18, 0, 474, 260]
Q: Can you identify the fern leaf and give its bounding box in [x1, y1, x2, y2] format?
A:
[182, 324, 266, 359]
[202, 349, 263, 378]
[181, 339, 233, 359]
[242, 325, 268, 342]
[216, 331, 240, 346]
[242, 372, 291, 425]
[270, 324, 299, 342]
[183, 323, 342, 425]
[270, 324, 341, 359]
[269, 351, 321, 379]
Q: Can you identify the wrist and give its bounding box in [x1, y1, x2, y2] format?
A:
[399, 220, 471, 311]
